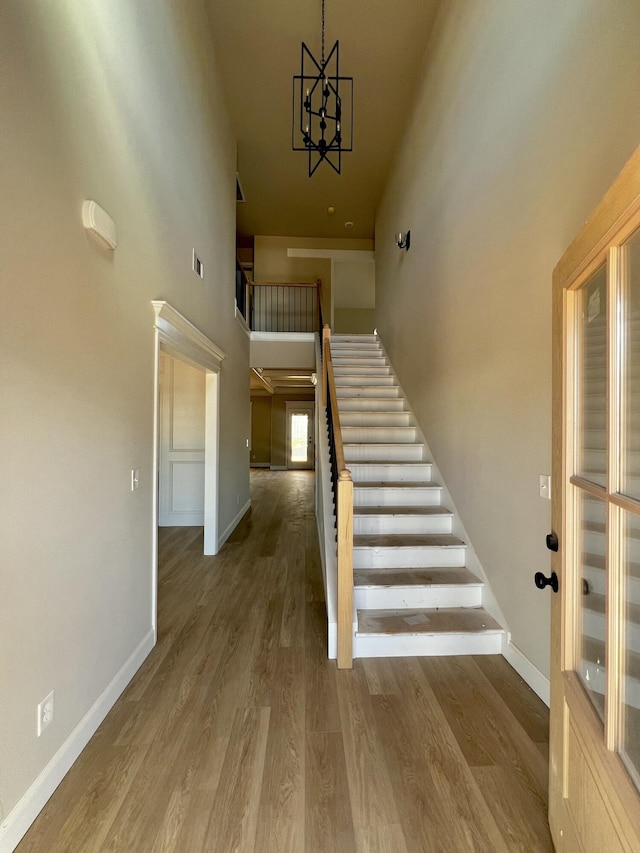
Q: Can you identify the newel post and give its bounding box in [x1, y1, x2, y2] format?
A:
[337, 469, 354, 669]
[322, 324, 331, 408]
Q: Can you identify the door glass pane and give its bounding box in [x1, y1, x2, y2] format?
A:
[291, 413, 308, 462]
[620, 228, 640, 500]
[620, 509, 640, 792]
[577, 490, 607, 723]
[577, 265, 607, 487]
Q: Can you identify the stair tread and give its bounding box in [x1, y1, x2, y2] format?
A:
[354, 567, 481, 587]
[354, 506, 452, 516]
[357, 607, 501, 636]
[354, 533, 465, 548]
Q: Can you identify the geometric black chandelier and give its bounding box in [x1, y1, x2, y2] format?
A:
[292, 0, 353, 176]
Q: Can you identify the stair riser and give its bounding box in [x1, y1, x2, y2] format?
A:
[340, 412, 412, 426]
[336, 387, 400, 398]
[330, 351, 383, 359]
[342, 427, 417, 443]
[348, 463, 432, 482]
[353, 546, 466, 569]
[354, 585, 483, 610]
[333, 366, 391, 375]
[353, 631, 502, 658]
[333, 358, 388, 368]
[354, 488, 441, 507]
[344, 444, 424, 462]
[337, 398, 407, 412]
[335, 376, 397, 386]
[354, 516, 453, 535]
[331, 347, 382, 355]
[331, 335, 382, 342]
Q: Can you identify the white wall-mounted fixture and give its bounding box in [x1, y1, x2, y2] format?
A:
[539, 474, 551, 499]
[82, 200, 117, 250]
[395, 230, 411, 251]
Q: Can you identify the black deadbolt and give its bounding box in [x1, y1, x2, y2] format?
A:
[546, 532, 559, 552]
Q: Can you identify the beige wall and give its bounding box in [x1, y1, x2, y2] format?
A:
[251, 396, 272, 465]
[375, 0, 640, 678]
[254, 236, 375, 327]
[334, 309, 376, 335]
[0, 0, 247, 825]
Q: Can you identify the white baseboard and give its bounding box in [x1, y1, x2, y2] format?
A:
[328, 621, 337, 660]
[501, 634, 550, 707]
[0, 629, 155, 852]
[217, 499, 251, 551]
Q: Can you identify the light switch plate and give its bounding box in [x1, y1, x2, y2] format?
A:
[131, 468, 140, 491]
[539, 474, 551, 500]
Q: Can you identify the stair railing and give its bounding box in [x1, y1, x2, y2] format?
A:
[322, 323, 354, 669]
[249, 281, 318, 332]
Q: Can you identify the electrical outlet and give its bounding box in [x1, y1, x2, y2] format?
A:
[37, 690, 55, 737]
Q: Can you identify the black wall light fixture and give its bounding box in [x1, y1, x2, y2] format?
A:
[292, 0, 353, 176]
[396, 231, 411, 250]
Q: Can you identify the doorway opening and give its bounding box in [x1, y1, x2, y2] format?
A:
[152, 301, 225, 639]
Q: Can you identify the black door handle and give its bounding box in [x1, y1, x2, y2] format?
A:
[535, 571, 559, 593]
[546, 532, 559, 552]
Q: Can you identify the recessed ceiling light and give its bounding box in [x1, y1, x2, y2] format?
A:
[345, 221, 354, 229]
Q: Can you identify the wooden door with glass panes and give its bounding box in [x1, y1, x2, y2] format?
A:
[550, 145, 640, 851]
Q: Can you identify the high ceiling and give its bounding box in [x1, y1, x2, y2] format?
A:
[205, 0, 441, 240]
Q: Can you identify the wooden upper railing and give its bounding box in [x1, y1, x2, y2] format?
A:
[322, 323, 354, 669]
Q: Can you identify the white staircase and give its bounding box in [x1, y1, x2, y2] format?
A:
[330, 333, 504, 658]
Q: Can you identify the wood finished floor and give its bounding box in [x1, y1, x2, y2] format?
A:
[17, 470, 554, 852]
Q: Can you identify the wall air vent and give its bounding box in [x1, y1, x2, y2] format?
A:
[192, 249, 204, 280]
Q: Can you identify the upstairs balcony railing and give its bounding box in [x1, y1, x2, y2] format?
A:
[250, 281, 318, 332]
[236, 257, 321, 333]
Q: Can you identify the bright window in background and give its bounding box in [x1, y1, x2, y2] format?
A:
[291, 414, 309, 462]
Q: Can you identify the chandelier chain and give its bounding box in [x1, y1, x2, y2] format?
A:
[321, 0, 325, 63]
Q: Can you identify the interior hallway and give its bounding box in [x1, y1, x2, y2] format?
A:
[17, 470, 553, 852]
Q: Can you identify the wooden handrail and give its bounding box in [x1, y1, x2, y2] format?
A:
[323, 325, 354, 669]
[326, 348, 346, 472]
[322, 325, 330, 408]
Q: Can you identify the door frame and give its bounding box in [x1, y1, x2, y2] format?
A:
[152, 301, 226, 639]
[551, 146, 640, 850]
[285, 401, 315, 469]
